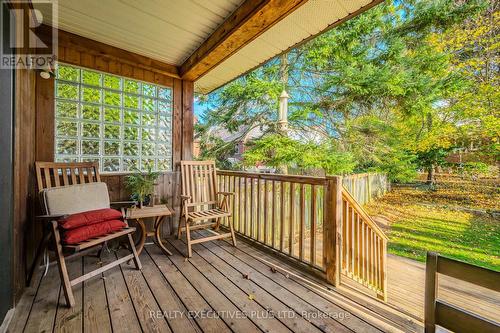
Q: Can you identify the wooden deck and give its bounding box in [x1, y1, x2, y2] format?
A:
[341, 254, 500, 325]
[386, 254, 500, 322]
[7, 231, 423, 333]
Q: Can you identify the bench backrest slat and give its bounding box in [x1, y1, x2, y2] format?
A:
[35, 162, 101, 192]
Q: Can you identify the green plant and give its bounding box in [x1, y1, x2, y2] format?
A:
[124, 165, 161, 207]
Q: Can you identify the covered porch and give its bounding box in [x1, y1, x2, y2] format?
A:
[2, 0, 499, 333]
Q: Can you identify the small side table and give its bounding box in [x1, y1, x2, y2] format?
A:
[125, 205, 173, 256]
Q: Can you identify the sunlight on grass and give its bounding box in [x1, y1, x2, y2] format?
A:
[388, 205, 499, 270]
[366, 185, 500, 271]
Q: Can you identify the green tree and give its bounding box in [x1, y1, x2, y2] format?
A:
[196, 0, 492, 182]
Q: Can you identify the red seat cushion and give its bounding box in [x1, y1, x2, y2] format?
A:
[58, 208, 123, 230]
[63, 220, 126, 244]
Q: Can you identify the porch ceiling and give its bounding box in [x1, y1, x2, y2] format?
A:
[194, 0, 379, 93]
[34, 0, 245, 66]
[34, 0, 381, 93]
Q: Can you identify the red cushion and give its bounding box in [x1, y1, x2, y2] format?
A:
[58, 208, 123, 230]
[63, 220, 126, 244]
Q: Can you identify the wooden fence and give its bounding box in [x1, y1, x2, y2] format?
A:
[217, 170, 388, 300]
[343, 173, 389, 205]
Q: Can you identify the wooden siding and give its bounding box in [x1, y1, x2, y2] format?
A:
[12, 1, 39, 303]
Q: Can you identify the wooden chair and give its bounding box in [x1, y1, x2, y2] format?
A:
[32, 161, 142, 307]
[425, 252, 500, 333]
[177, 160, 236, 257]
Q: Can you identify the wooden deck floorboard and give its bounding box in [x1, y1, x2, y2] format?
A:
[20, 233, 500, 333]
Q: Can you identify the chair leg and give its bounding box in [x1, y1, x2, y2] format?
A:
[51, 221, 75, 307]
[127, 234, 142, 270]
[177, 212, 183, 239]
[214, 217, 221, 231]
[229, 218, 237, 247]
[185, 221, 192, 258]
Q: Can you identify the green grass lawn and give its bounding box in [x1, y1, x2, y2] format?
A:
[365, 180, 500, 271]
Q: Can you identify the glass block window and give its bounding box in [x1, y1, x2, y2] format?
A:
[54, 63, 173, 172]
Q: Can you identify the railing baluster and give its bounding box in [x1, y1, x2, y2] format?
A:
[371, 229, 375, 287]
[263, 179, 268, 245]
[243, 177, 248, 235]
[271, 180, 274, 248]
[280, 182, 285, 252]
[354, 212, 359, 277]
[289, 182, 295, 256]
[311, 185, 316, 266]
[299, 184, 305, 261]
[352, 212, 356, 277]
[250, 177, 254, 238]
[346, 204, 350, 274]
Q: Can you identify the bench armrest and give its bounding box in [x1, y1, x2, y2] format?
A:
[110, 201, 136, 209]
[36, 214, 66, 221]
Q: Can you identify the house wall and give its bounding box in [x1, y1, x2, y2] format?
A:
[12, 29, 194, 303]
[0, 2, 15, 320]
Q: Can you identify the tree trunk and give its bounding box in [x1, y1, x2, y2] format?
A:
[426, 165, 435, 185]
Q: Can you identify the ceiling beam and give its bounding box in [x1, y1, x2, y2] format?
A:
[180, 0, 308, 81]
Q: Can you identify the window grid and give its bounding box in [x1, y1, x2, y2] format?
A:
[54, 63, 173, 173]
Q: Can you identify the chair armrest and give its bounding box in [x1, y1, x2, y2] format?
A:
[180, 195, 191, 201]
[217, 191, 234, 197]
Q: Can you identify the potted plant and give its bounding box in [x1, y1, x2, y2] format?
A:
[124, 165, 161, 208]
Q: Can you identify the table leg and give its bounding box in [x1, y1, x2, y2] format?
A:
[155, 216, 172, 256]
[134, 218, 147, 256]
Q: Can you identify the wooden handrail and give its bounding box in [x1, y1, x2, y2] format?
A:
[437, 256, 500, 292]
[341, 187, 388, 241]
[217, 170, 328, 185]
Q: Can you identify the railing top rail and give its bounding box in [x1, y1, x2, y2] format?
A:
[217, 170, 328, 185]
[342, 186, 388, 240]
[435, 254, 500, 292]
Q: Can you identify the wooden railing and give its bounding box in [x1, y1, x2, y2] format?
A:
[341, 188, 388, 300]
[425, 253, 500, 333]
[217, 170, 388, 300]
[217, 170, 327, 269]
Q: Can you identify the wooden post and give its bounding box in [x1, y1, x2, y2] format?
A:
[425, 252, 438, 333]
[324, 176, 342, 286]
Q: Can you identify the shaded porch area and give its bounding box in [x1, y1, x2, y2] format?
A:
[7, 232, 421, 333]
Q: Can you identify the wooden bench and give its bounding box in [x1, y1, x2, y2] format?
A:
[31, 161, 141, 307]
[425, 252, 500, 333]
